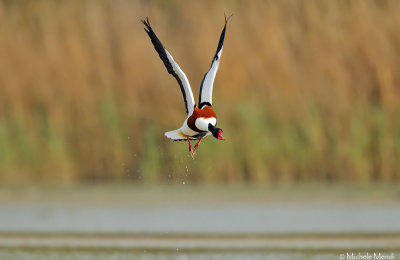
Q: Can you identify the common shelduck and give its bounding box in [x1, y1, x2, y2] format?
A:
[142, 16, 230, 154]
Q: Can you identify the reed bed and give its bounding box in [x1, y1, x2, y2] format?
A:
[0, 0, 399, 184]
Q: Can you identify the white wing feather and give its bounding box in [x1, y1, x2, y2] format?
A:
[165, 50, 195, 115]
[198, 16, 228, 109]
[142, 18, 195, 115]
[199, 48, 222, 108]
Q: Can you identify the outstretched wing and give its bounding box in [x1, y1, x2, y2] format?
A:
[142, 18, 195, 115]
[198, 15, 229, 109]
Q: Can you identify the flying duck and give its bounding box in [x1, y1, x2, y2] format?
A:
[142, 16, 230, 154]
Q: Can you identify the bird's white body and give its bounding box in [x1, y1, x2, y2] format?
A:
[165, 116, 215, 141]
[195, 117, 217, 132]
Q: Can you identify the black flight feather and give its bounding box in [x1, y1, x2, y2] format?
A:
[141, 18, 191, 114]
[198, 14, 231, 109]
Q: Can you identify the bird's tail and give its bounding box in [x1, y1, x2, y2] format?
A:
[165, 129, 187, 141]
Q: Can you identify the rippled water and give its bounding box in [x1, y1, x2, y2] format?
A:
[2, 204, 400, 234]
[1, 185, 399, 259]
[1, 185, 399, 234]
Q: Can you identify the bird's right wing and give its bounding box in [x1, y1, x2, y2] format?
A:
[198, 15, 230, 109]
[142, 18, 195, 115]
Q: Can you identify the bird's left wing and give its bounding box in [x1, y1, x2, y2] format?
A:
[198, 15, 230, 109]
[142, 18, 195, 115]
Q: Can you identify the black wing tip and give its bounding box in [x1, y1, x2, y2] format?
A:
[224, 13, 234, 25]
[141, 17, 151, 30]
[212, 13, 231, 61]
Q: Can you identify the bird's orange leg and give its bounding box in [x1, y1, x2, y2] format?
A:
[193, 137, 203, 153]
[187, 136, 193, 153]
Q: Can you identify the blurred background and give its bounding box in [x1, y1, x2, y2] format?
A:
[1, 0, 400, 185]
[1, 0, 400, 259]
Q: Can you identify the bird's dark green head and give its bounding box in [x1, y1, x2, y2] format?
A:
[208, 124, 225, 140]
